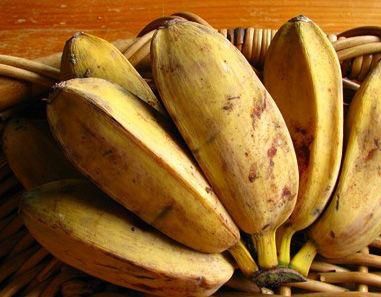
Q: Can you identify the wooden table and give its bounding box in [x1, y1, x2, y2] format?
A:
[1, 0, 381, 59]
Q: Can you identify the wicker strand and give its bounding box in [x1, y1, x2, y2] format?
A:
[0, 192, 20, 219]
[0, 230, 25, 258]
[310, 261, 350, 273]
[8, 232, 35, 257]
[287, 279, 348, 292]
[60, 279, 98, 296]
[218, 26, 381, 82]
[217, 27, 277, 68]
[40, 269, 81, 297]
[0, 54, 60, 80]
[357, 248, 369, 292]
[36, 258, 62, 282]
[0, 245, 39, 283]
[0, 214, 15, 232]
[321, 253, 381, 269]
[24, 278, 52, 297]
[0, 215, 24, 241]
[0, 262, 46, 297]
[319, 271, 381, 288]
[15, 247, 50, 276]
[0, 64, 56, 86]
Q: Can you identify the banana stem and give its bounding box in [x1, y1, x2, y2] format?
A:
[228, 239, 258, 277]
[278, 226, 296, 266]
[252, 231, 278, 269]
[290, 240, 318, 276]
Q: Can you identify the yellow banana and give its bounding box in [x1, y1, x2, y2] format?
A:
[290, 60, 381, 276]
[151, 20, 299, 270]
[263, 16, 343, 265]
[4, 110, 234, 296]
[21, 179, 234, 297]
[2, 118, 81, 189]
[47, 77, 256, 275]
[60, 32, 166, 115]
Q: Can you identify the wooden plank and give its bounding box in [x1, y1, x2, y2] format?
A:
[1, 0, 381, 58]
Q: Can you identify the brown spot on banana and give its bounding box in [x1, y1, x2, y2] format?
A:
[282, 186, 292, 200]
[365, 138, 381, 161]
[311, 208, 321, 216]
[223, 95, 241, 112]
[248, 164, 258, 183]
[222, 101, 234, 111]
[205, 187, 213, 194]
[267, 146, 277, 158]
[84, 69, 91, 77]
[293, 134, 314, 176]
[227, 95, 241, 100]
[250, 92, 268, 130]
[294, 126, 308, 135]
[251, 98, 267, 121]
[151, 202, 175, 225]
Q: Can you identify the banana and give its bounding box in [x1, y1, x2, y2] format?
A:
[4, 113, 234, 296]
[290, 60, 381, 276]
[263, 16, 343, 266]
[21, 179, 234, 297]
[151, 20, 299, 270]
[47, 77, 257, 275]
[2, 118, 81, 189]
[60, 32, 166, 116]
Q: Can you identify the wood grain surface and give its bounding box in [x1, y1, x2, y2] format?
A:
[1, 0, 381, 59]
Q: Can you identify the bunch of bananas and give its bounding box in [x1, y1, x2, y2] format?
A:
[1, 12, 381, 297]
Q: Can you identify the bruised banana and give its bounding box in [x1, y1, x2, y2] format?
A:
[60, 32, 166, 116]
[6, 116, 234, 296]
[151, 20, 299, 270]
[47, 77, 257, 276]
[21, 180, 234, 297]
[290, 60, 381, 276]
[2, 117, 81, 189]
[263, 16, 343, 266]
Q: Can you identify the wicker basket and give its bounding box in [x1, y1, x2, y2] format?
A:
[0, 11, 381, 297]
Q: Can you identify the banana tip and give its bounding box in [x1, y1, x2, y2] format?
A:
[73, 31, 86, 38]
[160, 18, 187, 29]
[47, 81, 67, 104]
[288, 15, 311, 23]
[52, 81, 67, 90]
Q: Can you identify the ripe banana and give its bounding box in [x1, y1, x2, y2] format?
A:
[21, 179, 234, 297]
[151, 20, 299, 270]
[47, 77, 256, 275]
[4, 111, 234, 296]
[2, 118, 80, 189]
[60, 32, 166, 115]
[290, 60, 381, 276]
[263, 16, 343, 266]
